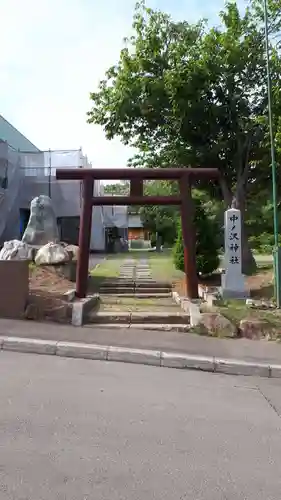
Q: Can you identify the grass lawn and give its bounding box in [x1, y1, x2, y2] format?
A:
[146, 250, 274, 284]
[144, 250, 184, 282]
[88, 250, 181, 291]
[89, 254, 129, 292]
[89, 249, 275, 292]
[90, 254, 128, 278]
[90, 249, 182, 281]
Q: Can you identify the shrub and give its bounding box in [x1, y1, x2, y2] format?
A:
[173, 199, 220, 276]
[248, 232, 281, 254]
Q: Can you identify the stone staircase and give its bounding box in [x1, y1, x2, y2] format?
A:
[85, 257, 190, 331]
[99, 258, 172, 297]
[84, 259, 190, 332]
[86, 311, 190, 332]
[99, 279, 172, 298]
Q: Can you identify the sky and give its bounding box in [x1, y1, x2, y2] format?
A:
[1, 0, 245, 169]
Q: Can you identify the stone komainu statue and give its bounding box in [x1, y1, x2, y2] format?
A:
[22, 195, 59, 246]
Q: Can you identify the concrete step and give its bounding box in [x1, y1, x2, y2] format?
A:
[99, 287, 135, 294]
[99, 288, 171, 295]
[130, 312, 190, 324]
[135, 282, 172, 288]
[100, 281, 135, 286]
[84, 323, 190, 332]
[134, 293, 172, 298]
[100, 296, 177, 305]
[88, 312, 130, 323]
[135, 288, 171, 294]
[99, 293, 172, 298]
[87, 311, 190, 325]
[100, 279, 171, 286]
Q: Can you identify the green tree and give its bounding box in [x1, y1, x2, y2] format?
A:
[139, 181, 224, 247]
[251, 0, 281, 41]
[140, 181, 178, 245]
[173, 197, 220, 275]
[88, 0, 281, 273]
[104, 181, 130, 195]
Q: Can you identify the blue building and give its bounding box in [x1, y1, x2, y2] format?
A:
[0, 115, 40, 152]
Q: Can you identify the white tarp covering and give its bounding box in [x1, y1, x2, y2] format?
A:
[0, 144, 129, 251]
[20, 150, 83, 217]
[102, 205, 128, 229]
[0, 142, 23, 242]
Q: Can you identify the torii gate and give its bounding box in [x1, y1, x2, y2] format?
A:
[56, 167, 220, 299]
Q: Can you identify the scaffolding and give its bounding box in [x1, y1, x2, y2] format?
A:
[0, 141, 128, 250]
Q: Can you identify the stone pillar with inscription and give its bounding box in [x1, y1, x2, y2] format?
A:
[221, 208, 248, 298]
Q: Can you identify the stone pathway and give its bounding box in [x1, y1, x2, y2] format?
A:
[119, 259, 137, 280]
[119, 258, 152, 282]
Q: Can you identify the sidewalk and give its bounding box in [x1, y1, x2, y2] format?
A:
[1, 318, 281, 366]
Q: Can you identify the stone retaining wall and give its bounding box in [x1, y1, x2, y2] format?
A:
[0, 261, 29, 318]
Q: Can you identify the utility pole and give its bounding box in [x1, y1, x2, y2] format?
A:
[264, 0, 280, 307]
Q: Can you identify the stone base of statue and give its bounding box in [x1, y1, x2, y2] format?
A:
[221, 272, 249, 299]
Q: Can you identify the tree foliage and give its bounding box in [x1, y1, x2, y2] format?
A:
[103, 181, 130, 196]
[88, 0, 281, 271]
[140, 181, 178, 244]
[173, 197, 220, 276]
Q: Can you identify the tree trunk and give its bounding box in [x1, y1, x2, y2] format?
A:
[240, 218, 257, 274]
[235, 191, 257, 275]
[219, 130, 258, 274]
[237, 213, 257, 274]
[156, 232, 162, 252]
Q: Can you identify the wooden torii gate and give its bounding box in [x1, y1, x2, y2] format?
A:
[56, 167, 220, 299]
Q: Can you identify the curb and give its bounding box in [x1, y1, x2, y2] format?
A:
[72, 294, 99, 326]
[172, 291, 201, 326]
[0, 336, 280, 378]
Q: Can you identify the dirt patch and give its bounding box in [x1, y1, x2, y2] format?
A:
[173, 278, 186, 296]
[27, 265, 74, 323]
[173, 268, 274, 300]
[29, 265, 74, 294]
[246, 269, 273, 299]
[26, 291, 72, 323]
[173, 274, 221, 296]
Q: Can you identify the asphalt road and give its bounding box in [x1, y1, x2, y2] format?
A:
[1, 353, 281, 500]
